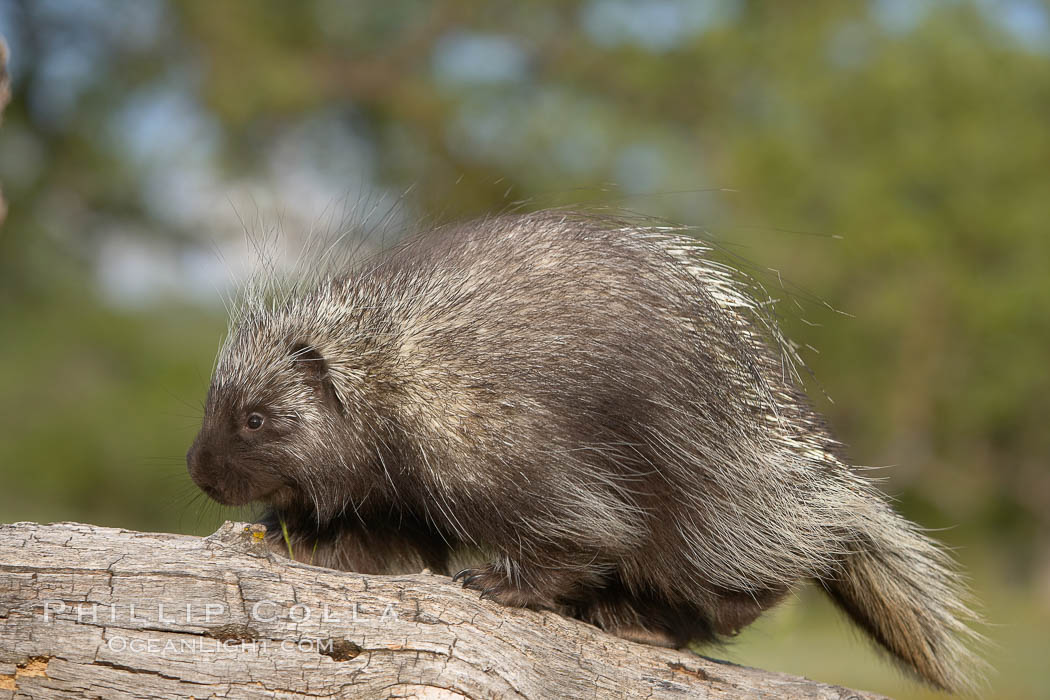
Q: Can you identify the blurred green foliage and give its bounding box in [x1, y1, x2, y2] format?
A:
[1, 1, 1048, 696]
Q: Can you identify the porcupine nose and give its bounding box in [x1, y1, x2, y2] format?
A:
[186, 441, 213, 485]
[188, 444, 228, 502]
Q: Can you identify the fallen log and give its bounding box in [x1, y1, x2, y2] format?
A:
[0, 521, 885, 699]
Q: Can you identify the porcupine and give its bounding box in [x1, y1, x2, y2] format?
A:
[187, 209, 984, 692]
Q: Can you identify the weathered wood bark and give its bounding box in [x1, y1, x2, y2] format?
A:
[0, 522, 885, 699]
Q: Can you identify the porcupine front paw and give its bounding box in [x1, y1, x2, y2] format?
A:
[452, 564, 561, 610]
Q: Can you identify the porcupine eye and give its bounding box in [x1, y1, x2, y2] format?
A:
[245, 413, 265, 431]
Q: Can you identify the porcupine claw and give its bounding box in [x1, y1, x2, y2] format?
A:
[452, 568, 498, 599]
[453, 568, 489, 591]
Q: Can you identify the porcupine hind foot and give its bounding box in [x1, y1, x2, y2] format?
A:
[454, 560, 788, 649]
[574, 577, 791, 648]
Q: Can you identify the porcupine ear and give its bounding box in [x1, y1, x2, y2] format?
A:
[290, 343, 345, 415]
